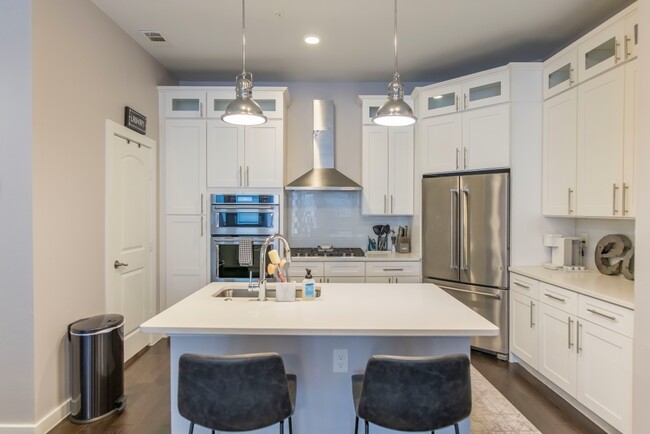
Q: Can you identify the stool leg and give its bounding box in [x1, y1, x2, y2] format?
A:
[454, 423, 460, 434]
[354, 416, 359, 434]
[289, 416, 293, 434]
[188, 421, 194, 434]
[279, 420, 284, 434]
[365, 420, 369, 434]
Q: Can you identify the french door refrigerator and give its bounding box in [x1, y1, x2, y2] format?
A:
[422, 170, 509, 358]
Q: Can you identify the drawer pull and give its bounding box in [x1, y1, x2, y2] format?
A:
[568, 317, 573, 349]
[382, 268, 404, 272]
[530, 301, 535, 327]
[544, 293, 566, 303]
[587, 308, 616, 321]
[513, 281, 530, 289]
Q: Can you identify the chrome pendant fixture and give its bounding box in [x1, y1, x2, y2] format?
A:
[373, 0, 416, 127]
[221, 0, 267, 126]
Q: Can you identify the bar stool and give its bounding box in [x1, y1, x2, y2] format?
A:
[351, 354, 471, 434]
[178, 352, 296, 434]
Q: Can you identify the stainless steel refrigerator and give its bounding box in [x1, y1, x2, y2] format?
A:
[422, 170, 509, 358]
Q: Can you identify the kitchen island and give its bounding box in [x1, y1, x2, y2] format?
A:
[140, 282, 498, 434]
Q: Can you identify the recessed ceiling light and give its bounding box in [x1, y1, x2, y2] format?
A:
[304, 34, 321, 45]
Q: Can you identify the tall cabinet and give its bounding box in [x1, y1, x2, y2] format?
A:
[159, 86, 289, 307]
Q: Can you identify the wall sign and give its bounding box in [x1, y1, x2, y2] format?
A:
[124, 106, 147, 135]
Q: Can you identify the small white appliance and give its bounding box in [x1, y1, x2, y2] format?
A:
[544, 234, 580, 269]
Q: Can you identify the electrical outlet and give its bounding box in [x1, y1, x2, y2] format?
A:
[333, 349, 348, 373]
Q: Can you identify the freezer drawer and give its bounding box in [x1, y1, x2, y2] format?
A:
[426, 279, 509, 356]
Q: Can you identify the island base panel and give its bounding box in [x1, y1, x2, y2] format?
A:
[169, 335, 471, 434]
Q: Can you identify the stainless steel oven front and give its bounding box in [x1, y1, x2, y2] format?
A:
[210, 194, 280, 282]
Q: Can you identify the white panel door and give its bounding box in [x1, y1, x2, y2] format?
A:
[510, 292, 538, 369]
[165, 215, 207, 308]
[577, 319, 633, 433]
[577, 67, 625, 217]
[106, 122, 155, 360]
[164, 119, 206, 214]
[543, 88, 577, 216]
[538, 303, 577, 396]
[421, 113, 462, 174]
[462, 103, 510, 170]
[246, 120, 283, 187]
[206, 119, 243, 188]
[623, 60, 637, 217]
[388, 127, 414, 215]
[362, 126, 389, 215]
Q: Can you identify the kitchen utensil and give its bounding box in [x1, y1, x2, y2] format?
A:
[373, 225, 383, 236]
[368, 237, 377, 251]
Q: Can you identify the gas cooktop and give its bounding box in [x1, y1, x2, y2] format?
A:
[292, 247, 366, 258]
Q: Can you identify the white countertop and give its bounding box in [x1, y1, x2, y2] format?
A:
[140, 282, 497, 337]
[292, 252, 420, 262]
[510, 266, 635, 309]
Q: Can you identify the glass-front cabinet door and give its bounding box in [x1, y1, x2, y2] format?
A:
[418, 84, 462, 118]
[543, 49, 578, 99]
[207, 89, 285, 119]
[163, 91, 206, 118]
[462, 70, 509, 110]
[578, 21, 625, 82]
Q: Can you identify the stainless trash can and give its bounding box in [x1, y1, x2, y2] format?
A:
[68, 314, 127, 423]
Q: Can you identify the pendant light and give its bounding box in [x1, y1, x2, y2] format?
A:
[373, 0, 417, 127]
[221, 0, 267, 126]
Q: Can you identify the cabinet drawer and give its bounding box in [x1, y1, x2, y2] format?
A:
[539, 283, 578, 315]
[324, 262, 366, 277]
[510, 274, 539, 298]
[294, 261, 324, 277]
[365, 261, 421, 277]
[578, 295, 634, 338]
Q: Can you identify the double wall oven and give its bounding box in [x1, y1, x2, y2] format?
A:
[210, 194, 279, 282]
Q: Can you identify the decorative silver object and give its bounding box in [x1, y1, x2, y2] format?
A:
[594, 234, 634, 280]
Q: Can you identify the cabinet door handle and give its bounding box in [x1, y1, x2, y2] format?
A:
[395, 277, 399, 283]
[614, 39, 621, 63]
[391, 195, 394, 214]
[463, 148, 468, 169]
[388, 277, 392, 284]
[623, 183, 629, 215]
[200, 102, 204, 117]
[200, 193, 204, 214]
[530, 301, 535, 327]
[569, 67, 575, 86]
[624, 35, 631, 59]
[455, 95, 460, 111]
[246, 166, 249, 187]
[577, 320, 582, 353]
[586, 308, 617, 321]
[544, 293, 566, 303]
[455, 148, 460, 170]
[568, 317, 573, 349]
[612, 183, 619, 215]
[384, 195, 387, 213]
[201, 215, 204, 237]
[463, 93, 468, 110]
[513, 281, 529, 289]
[568, 188, 574, 215]
[239, 166, 243, 186]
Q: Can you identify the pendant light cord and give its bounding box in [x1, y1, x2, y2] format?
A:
[393, 0, 399, 76]
[242, 0, 246, 74]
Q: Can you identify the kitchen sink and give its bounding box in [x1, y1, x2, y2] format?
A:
[212, 285, 322, 300]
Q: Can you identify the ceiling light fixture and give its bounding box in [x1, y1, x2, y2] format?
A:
[373, 0, 417, 127]
[221, 0, 267, 126]
[304, 34, 321, 45]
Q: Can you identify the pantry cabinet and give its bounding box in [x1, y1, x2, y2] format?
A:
[361, 124, 414, 215]
[206, 119, 284, 188]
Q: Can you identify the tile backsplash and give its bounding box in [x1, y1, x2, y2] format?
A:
[286, 191, 411, 249]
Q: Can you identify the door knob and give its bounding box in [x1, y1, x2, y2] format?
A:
[114, 260, 129, 269]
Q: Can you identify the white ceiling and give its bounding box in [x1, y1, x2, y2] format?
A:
[91, 0, 635, 83]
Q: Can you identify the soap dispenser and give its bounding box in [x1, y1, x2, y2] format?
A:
[302, 268, 316, 301]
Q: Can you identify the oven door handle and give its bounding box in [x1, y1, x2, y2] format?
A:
[211, 206, 278, 212]
[212, 237, 266, 245]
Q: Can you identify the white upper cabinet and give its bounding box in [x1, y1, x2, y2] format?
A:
[163, 90, 207, 118]
[206, 119, 284, 188]
[578, 20, 625, 82]
[543, 49, 578, 99]
[420, 114, 462, 173]
[418, 69, 509, 118]
[361, 124, 414, 215]
[163, 119, 206, 215]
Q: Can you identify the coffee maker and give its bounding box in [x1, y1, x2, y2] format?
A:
[544, 234, 580, 270]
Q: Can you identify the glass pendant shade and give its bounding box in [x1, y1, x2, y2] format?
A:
[373, 73, 416, 126]
[221, 72, 267, 126]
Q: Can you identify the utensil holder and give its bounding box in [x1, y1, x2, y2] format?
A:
[275, 282, 296, 302]
[397, 237, 411, 253]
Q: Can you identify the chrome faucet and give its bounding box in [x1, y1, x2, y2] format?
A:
[256, 234, 292, 301]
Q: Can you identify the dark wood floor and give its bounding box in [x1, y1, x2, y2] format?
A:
[50, 340, 604, 434]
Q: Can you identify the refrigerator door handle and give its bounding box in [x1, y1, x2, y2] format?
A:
[460, 188, 470, 271]
[450, 188, 459, 269]
[437, 284, 502, 300]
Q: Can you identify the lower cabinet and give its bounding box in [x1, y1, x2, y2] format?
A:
[509, 273, 633, 433]
[365, 261, 421, 283]
[294, 261, 366, 283]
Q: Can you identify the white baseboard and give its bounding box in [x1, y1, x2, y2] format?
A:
[0, 398, 70, 434]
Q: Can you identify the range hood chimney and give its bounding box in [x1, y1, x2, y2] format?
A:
[285, 100, 362, 191]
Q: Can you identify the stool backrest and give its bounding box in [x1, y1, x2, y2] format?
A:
[357, 354, 471, 431]
[178, 352, 293, 431]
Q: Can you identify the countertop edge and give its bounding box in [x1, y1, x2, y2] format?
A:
[509, 266, 634, 310]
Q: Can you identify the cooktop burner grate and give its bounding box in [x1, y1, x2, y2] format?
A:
[292, 247, 365, 257]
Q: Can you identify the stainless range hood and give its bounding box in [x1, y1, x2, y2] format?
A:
[285, 100, 362, 191]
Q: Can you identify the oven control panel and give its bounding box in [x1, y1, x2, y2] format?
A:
[212, 194, 278, 205]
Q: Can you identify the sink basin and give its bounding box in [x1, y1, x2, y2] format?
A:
[213, 285, 322, 300]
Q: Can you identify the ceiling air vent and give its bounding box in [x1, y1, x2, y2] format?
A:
[139, 31, 167, 43]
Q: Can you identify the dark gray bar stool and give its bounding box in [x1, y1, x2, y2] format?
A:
[351, 354, 471, 434]
[178, 352, 296, 434]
